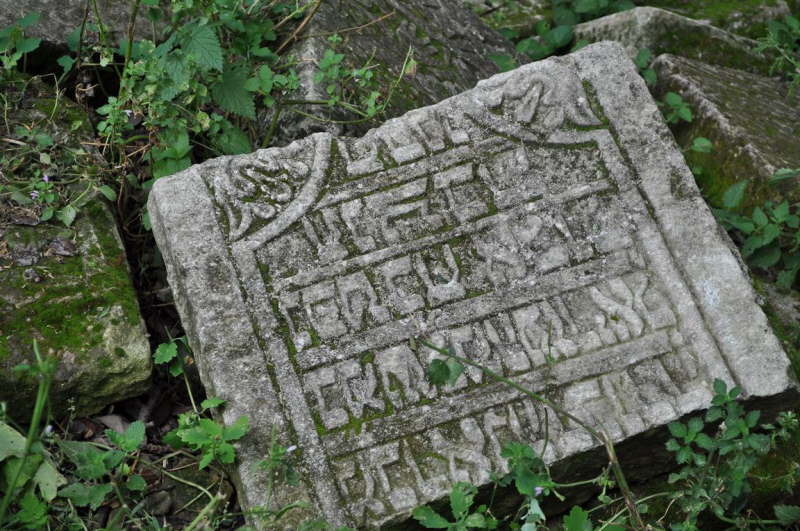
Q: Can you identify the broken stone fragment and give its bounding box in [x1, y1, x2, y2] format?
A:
[653, 53, 800, 207]
[259, 0, 518, 145]
[148, 42, 798, 528]
[634, 0, 795, 39]
[574, 7, 774, 75]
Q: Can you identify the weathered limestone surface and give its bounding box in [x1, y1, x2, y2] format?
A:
[574, 7, 774, 75]
[0, 0, 150, 45]
[635, 0, 794, 38]
[653, 54, 800, 206]
[149, 42, 797, 527]
[0, 79, 151, 419]
[261, 0, 517, 143]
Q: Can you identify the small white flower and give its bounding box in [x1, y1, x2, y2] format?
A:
[285, 445, 297, 454]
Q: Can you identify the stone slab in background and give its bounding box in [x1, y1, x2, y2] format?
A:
[0, 0, 151, 46]
[149, 42, 797, 527]
[653, 53, 800, 206]
[0, 79, 151, 420]
[574, 7, 774, 75]
[261, 0, 518, 144]
[634, 0, 795, 39]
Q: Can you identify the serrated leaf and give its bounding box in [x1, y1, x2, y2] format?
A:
[223, 415, 249, 442]
[775, 504, 800, 525]
[694, 433, 715, 450]
[106, 420, 145, 452]
[212, 64, 256, 119]
[56, 205, 78, 227]
[154, 342, 178, 365]
[427, 358, 449, 386]
[687, 417, 704, 436]
[198, 452, 214, 470]
[563, 506, 592, 531]
[450, 482, 476, 519]
[181, 24, 223, 71]
[60, 482, 113, 510]
[722, 181, 748, 209]
[412, 506, 450, 528]
[216, 442, 236, 463]
[668, 422, 687, 438]
[213, 124, 252, 155]
[750, 245, 781, 269]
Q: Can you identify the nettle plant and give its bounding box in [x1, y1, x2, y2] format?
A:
[715, 169, 800, 289]
[755, 14, 800, 95]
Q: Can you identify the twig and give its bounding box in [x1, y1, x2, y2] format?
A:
[299, 11, 395, 40]
[276, 0, 323, 54]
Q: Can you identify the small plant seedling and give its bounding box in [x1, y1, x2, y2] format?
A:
[661, 92, 693, 124]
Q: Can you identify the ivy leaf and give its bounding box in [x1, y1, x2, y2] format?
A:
[412, 506, 451, 528]
[212, 64, 256, 119]
[181, 24, 223, 71]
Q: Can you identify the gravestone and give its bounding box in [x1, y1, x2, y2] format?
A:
[260, 0, 517, 144]
[574, 7, 774, 76]
[653, 53, 800, 206]
[149, 42, 797, 527]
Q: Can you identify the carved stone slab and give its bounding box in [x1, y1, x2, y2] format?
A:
[148, 42, 795, 527]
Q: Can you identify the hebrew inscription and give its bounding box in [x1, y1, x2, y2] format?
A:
[149, 43, 794, 528]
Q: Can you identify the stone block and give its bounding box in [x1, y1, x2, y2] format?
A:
[653, 54, 800, 206]
[149, 42, 797, 527]
[0, 78, 151, 420]
[0, 0, 150, 46]
[574, 7, 774, 75]
[634, 0, 793, 39]
[259, 0, 517, 144]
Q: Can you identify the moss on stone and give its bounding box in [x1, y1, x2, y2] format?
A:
[639, 0, 785, 39]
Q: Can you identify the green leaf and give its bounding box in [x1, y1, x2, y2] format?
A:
[449, 482, 476, 520]
[181, 24, 223, 71]
[664, 92, 683, 107]
[574, 0, 600, 14]
[677, 106, 693, 122]
[687, 417, 703, 436]
[773, 201, 790, 222]
[223, 415, 250, 441]
[427, 358, 449, 386]
[641, 68, 657, 86]
[201, 397, 225, 410]
[722, 181, 748, 209]
[665, 439, 680, 451]
[543, 25, 574, 48]
[106, 421, 145, 452]
[769, 168, 800, 183]
[412, 506, 451, 528]
[775, 504, 800, 525]
[713, 378, 727, 396]
[668, 422, 687, 438]
[563, 506, 593, 531]
[753, 207, 769, 227]
[749, 245, 781, 269]
[154, 342, 178, 365]
[446, 358, 464, 386]
[690, 137, 712, 153]
[212, 64, 256, 119]
[634, 48, 652, 69]
[17, 12, 41, 29]
[16, 36, 40, 54]
[126, 474, 147, 492]
[33, 460, 67, 501]
[57, 55, 76, 73]
[488, 53, 516, 73]
[694, 433, 715, 451]
[464, 513, 487, 528]
[213, 123, 252, 155]
[15, 490, 47, 529]
[0, 421, 26, 461]
[553, 8, 579, 26]
[59, 482, 113, 510]
[98, 184, 117, 201]
[56, 205, 78, 227]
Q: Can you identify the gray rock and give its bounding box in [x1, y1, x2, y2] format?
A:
[148, 42, 798, 528]
[259, 0, 517, 145]
[653, 54, 800, 206]
[0, 0, 152, 47]
[574, 7, 774, 75]
[634, 0, 793, 39]
[0, 78, 151, 420]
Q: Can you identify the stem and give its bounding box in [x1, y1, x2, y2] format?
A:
[0, 341, 52, 526]
[262, 103, 284, 148]
[419, 339, 646, 530]
[185, 491, 226, 531]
